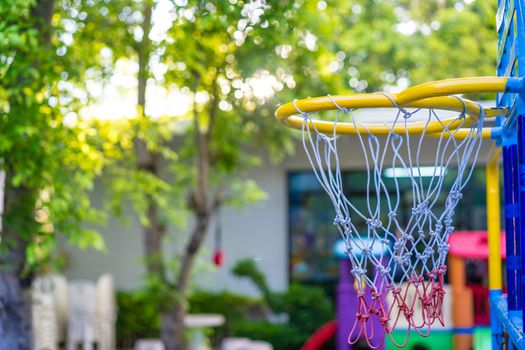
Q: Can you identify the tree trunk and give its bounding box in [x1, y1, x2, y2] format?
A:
[162, 216, 211, 350]
[135, 143, 166, 277]
[0, 274, 33, 350]
[132, 1, 166, 278]
[143, 187, 166, 277]
[0, 166, 37, 350]
[161, 73, 217, 350]
[0, 1, 55, 348]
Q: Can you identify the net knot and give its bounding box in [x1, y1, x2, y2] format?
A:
[422, 297, 433, 307]
[411, 200, 429, 215]
[409, 276, 424, 284]
[366, 218, 382, 229]
[402, 111, 413, 119]
[435, 288, 446, 298]
[393, 254, 410, 265]
[449, 190, 463, 201]
[378, 266, 391, 275]
[391, 287, 402, 295]
[401, 305, 414, 319]
[317, 133, 333, 143]
[333, 215, 350, 226]
[380, 315, 391, 330]
[361, 246, 373, 256]
[351, 267, 367, 276]
[356, 313, 370, 321]
[369, 308, 379, 316]
[438, 243, 450, 254]
[371, 290, 382, 298]
[388, 211, 397, 219]
[393, 240, 404, 250]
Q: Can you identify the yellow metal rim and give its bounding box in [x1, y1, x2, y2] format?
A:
[428, 127, 494, 140]
[275, 76, 508, 135]
[396, 76, 507, 104]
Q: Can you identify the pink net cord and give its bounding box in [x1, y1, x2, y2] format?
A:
[348, 265, 447, 349]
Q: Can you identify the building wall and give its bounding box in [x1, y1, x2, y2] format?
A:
[62, 152, 292, 294]
[62, 121, 495, 294]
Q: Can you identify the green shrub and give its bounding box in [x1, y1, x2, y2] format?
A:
[116, 289, 265, 348]
[116, 291, 161, 349]
[232, 322, 305, 350]
[231, 258, 334, 337]
[117, 259, 335, 350]
[231, 259, 271, 296]
[282, 283, 333, 335]
[189, 290, 267, 344]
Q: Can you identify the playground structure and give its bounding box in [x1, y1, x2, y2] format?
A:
[304, 232, 501, 350]
[448, 231, 507, 350]
[277, 0, 525, 348]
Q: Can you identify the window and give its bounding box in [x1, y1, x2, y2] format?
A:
[288, 167, 489, 284]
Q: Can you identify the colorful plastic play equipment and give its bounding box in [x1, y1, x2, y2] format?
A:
[333, 239, 389, 350]
[301, 239, 390, 350]
[303, 232, 502, 350]
[448, 231, 506, 350]
[302, 239, 453, 350]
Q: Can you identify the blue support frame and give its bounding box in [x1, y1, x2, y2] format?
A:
[495, 0, 525, 348]
[518, 115, 525, 336]
[503, 141, 521, 315]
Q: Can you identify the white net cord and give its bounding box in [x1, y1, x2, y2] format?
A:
[294, 95, 484, 348]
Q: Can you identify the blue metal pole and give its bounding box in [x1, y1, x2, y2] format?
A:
[503, 141, 522, 316]
[490, 290, 504, 349]
[517, 114, 525, 338]
[515, 0, 525, 338]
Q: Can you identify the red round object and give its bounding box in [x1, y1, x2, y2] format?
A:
[213, 249, 224, 267]
[301, 320, 337, 350]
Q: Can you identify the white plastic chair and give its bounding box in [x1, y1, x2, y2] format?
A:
[52, 274, 69, 344]
[134, 339, 165, 350]
[32, 277, 59, 350]
[95, 274, 116, 350]
[67, 280, 97, 350]
[247, 341, 273, 350]
[221, 338, 273, 350]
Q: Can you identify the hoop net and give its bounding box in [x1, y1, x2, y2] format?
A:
[294, 94, 484, 348]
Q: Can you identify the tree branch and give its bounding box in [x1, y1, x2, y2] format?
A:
[137, 1, 153, 109]
[192, 72, 209, 218]
[206, 72, 219, 142]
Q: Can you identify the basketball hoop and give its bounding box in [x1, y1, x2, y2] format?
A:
[275, 77, 514, 348]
